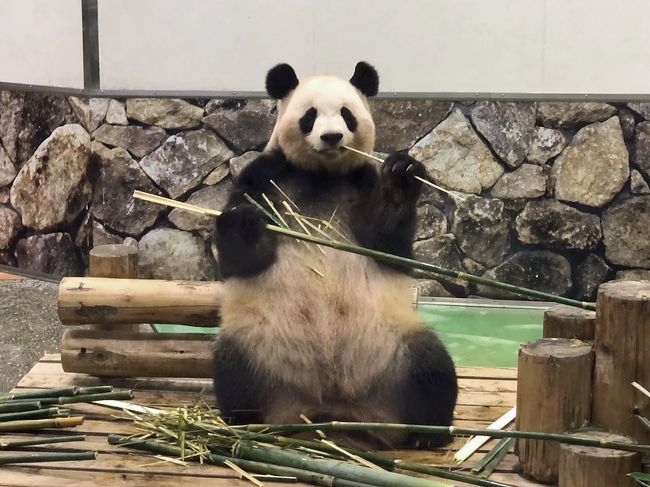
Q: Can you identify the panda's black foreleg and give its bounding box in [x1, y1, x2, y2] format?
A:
[399, 328, 458, 448]
[215, 204, 278, 278]
[212, 333, 267, 424]
[351, 152, 426, 266]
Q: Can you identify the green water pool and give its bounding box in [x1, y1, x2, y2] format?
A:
[155, 301, 546, 368]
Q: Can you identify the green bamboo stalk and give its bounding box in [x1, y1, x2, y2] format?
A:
[9, 390, 133, 406]
[0, 451, 97, 465]
[234, 442, 450, 487]
[0, 387, 78, 401]
[0, 435, 86, 449]
[76, 386, 114, 395]
[133, 190, 595, 310]
[0, 416, 84, 432]
[108, 434, 376, 487]
[237, 421, 650, 454]
[0, 401, 42, 413]
[57, 390, 133, 405]
[262, 225, 595, 310]
[477, 438, 514, 479]
[472, 436, 512, 473]
[0, 407, 64, 422]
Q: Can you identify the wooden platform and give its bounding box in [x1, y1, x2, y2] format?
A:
[1, 355, 545, 487]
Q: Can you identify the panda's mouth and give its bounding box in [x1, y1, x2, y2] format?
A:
[316, 147, 344, 157]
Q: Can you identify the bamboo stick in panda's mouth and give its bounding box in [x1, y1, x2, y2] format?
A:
[341, 145, 466, 200]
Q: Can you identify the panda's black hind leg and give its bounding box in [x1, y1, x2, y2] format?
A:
[212, 333, 267, 424]
[400, 329, 458, 448]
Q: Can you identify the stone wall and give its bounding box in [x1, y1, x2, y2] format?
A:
[1, 90, 649, 301]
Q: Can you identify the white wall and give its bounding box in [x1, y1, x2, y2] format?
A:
[2, 0, 650, 95]
[0, 0, 84, 89]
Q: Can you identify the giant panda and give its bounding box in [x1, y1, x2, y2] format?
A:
[212, 62, 458, 448]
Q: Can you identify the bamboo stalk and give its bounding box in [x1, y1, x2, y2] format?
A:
[10, 390, 133, 406]
[0, 407, 65, 423]
[133, 190, 596, 310]
[0, 387, 78, 401]
[77, 386, 114, 395]
[0, 451, 97, 465]
[236, 422, 650, 454]
[0, 416, 84, 432]
[0, 401, 42, 413]
[108, 435, 377, 487]
[0, 435, 86, 449]
[235, 442, 449, 487]
[341, 145, 467, 200]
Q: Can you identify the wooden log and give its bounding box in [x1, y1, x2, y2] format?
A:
[558, 431, 641, 487]
[89, 244, 138, 279]
[543, 304, 596, 340]
[515, 338, 593, 483]
[592, 280, 650, 443]
[60, 329, 214, 377]
[88, 244, 140, 331]
[58, 277, 223, 327]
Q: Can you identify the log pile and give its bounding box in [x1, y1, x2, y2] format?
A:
[59, 244, 220, 378]
[519, 280, 650, 485]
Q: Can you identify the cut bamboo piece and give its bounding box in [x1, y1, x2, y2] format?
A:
[592, 280, 650, 443]
[60, 329, 214, 377]
[515, 338, 593, 483]
[89, 244, 140, 332]
[542, 305, 596, 341]
[57, 277, 223, 327]
[558, 431, 641, 487]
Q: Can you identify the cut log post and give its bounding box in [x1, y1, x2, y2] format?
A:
[515, 338, 593, 483]
[558, 431, 641, 487]
[58, 277, 223, 327]
[592, 280, 650, 443]
[61, 329, 213, 377]
[543, 304, 596, 341]
[89, 244, 138, 279]
[89, 244, 139, 331]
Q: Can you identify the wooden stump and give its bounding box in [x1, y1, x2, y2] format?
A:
[543, 305, 596, 340]
[88, 244, 139, 331]
[515, 338, 593, 483]
[558, 431, 641, 487]
[89, 244, 138, 279]
[592, 280, 650, 443]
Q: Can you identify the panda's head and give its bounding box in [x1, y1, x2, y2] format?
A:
[265, 62, 379, 173]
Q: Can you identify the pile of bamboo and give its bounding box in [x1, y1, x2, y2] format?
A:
[0, 385, 130, 465]
[517, 281, 650, 486]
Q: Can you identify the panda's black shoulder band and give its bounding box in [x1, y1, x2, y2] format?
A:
[350, 62, 379, 97]
[266, 63, 299, 99]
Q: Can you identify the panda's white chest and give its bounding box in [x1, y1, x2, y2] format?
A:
[219, 242, 420, 399]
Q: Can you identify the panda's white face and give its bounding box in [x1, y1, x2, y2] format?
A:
[266, 65, 378, 173]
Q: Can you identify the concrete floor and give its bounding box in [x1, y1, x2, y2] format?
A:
[0, 279, 61, 392]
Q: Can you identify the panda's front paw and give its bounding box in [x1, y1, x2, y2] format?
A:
[381, 152, 426, 198]
[217, 205, 268, 246]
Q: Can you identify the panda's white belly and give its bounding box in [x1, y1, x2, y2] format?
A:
[219, 242, 421, 401]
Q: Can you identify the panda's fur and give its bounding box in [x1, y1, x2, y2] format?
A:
[213, 62, 458, 448]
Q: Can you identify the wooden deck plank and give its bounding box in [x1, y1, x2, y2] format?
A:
[2, 354, 545, 487]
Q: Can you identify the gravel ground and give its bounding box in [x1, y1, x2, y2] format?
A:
[0, 279, 61, 393]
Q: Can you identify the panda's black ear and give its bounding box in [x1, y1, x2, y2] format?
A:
[350, 62, 379, 97]
[266, 63, 299, 99]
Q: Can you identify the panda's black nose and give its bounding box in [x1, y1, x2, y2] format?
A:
[320, 132, 343, 146]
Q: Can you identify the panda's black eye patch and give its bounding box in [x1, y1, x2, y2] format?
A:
[340, 107, 358, 132]
[299, 107, 317, 134]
